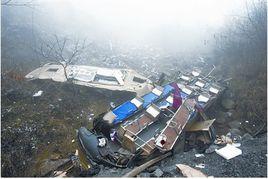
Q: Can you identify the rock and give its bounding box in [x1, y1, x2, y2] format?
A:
[215, 111, 227, 124]
[147, 165, 158, 173]
[50, 153, 61, 160]
[216, 116, 226, 124]
[40, 159, 70, 176]
[205, 144, 220, 154]
[152, 168, 164, 177]
[109, 168, 117, 173]
[242, 133, 253, 140]
[229, 128, 242, 136]
[221, 99, 235, 110]
[228, 120, 241, 129]
[139, 172, 151, 177]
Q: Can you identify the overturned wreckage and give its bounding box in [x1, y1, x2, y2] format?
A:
[78, 69, 225, 170]
[25, 63, 153, 95]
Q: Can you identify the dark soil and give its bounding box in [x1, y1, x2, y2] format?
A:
[1, 76, 134, 177]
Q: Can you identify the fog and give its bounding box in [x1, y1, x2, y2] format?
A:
[3, 0, 246, 55]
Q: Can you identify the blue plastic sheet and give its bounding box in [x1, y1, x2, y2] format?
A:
[142, 92, 158, 108]
[112, 84, 174, 124]
[157, 100, 172, 108]
[113, 101, 138, 124]
[162, 84, 174, 97]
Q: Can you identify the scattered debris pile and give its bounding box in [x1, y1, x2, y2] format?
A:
[71, 67, 229, 176]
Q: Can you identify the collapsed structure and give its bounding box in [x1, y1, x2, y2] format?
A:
[77, 68, 225, 169]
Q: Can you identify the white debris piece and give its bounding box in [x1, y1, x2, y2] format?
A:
[230, 143, 241, 147]
[152, 88, 162, 96]
[182, 87, 192, 95]
[181, 75, 191, 81]
[198, 95, 209, 103]
[209, 87, 219, 94]
[131, 98, 143, 108]
[215, 144, 242, 160]
[195, 81, 205, 88]
[146, 105, 160, 118]
[195, 154, 205, 158]
[192, 71, 200, 77]
[166, 95, 173, 104]
[98, 138, 106, 147]
[195, 163, 205, 169]
[33, 90, 43, 97]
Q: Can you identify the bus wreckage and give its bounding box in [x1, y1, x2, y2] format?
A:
[77, 68, 226, 171]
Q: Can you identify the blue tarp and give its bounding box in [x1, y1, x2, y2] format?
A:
[142, 92, 158, 108]
[112, 84, 174, 124]
[157, 100, 172, 108]
[113, 101, 138, 124]
[142, 84, 174, 108]
[162, 85, 174, 97]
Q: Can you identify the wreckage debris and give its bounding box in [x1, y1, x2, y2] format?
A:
[176, 164, 207, 177]
[76, 68, 226, 173]
[123, 152, 172, 177]
[25, 63, 153, 95]
[215, 144, 242, 160]
[33, 90, 43, 97]
[195, 163, 205, 169]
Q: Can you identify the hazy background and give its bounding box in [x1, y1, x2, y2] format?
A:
[2, 0, 246, 56]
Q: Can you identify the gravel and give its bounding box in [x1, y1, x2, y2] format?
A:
[161, 135, 267, 177]
[94, 134, 267, 177]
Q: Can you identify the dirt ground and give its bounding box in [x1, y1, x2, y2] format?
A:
[1, 76, 134, 177]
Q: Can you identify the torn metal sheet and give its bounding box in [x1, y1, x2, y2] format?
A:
[155, 99, 196, 152]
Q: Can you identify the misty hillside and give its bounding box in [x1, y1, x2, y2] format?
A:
[1, 0, 267, 177]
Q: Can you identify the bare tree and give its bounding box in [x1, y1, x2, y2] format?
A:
[1, 0, 36, 7]
[212, 0, 267, 134]
[37, 35, 86, 81]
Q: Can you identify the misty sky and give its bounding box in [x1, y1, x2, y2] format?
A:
[4, 0, 247, 53]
